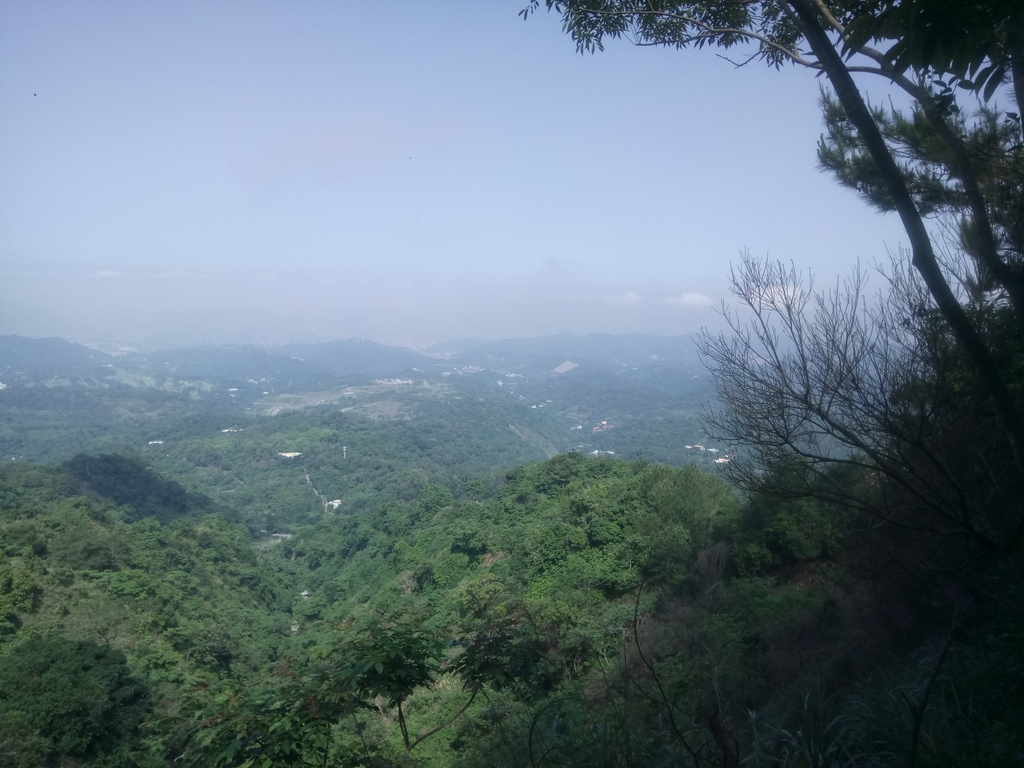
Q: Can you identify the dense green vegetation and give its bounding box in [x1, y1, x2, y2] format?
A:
[0, 333, 717, 535]
[2, 436, 1021, 766]
[0, 334, 711, 452]
[0, 637, 152, 768]
[0, 458, 293, 765]
[6, 0, 1024, 762]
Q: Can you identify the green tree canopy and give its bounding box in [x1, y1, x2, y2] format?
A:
[0, 636, 153, 768]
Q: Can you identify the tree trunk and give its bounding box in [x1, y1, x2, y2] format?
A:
[917, 95, 1024, 321]
[787, 0, 1024, 466]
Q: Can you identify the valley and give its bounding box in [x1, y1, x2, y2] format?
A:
[0, 333, 1019, 768]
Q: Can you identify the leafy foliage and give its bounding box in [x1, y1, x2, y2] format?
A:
[1, 326, 1022, 767]
[0, 636, 153, 768]
[843, 0, 1024, 100]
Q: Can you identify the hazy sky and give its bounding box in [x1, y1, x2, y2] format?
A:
[0, 0, 909, 349]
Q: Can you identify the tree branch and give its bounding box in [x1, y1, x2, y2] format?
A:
[402, 688, 479, 764]
[575, 6, 819, 67]
[786, 0, 1024, 463]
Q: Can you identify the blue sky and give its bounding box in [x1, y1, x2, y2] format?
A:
[0, 0, 909, 349]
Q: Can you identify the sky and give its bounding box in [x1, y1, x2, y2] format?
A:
[0, 0, 911, 350]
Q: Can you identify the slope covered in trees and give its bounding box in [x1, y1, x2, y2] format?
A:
[5, 0, 1024, 763]
[6, 39, 1024, 742]
[0, 460, 293, 766]
[3, 447, 1021, 766]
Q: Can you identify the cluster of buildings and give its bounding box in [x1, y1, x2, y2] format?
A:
[685, 444, 734, 464]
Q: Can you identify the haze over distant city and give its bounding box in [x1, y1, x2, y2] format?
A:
[0, 0, 909, 350]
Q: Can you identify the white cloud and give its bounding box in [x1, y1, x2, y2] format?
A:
[607, 291, 641, 306]
[666, 291, 713, 307]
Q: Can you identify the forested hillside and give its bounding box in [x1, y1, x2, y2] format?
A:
[0, 333, 713, 468]
[0, 334, 718, 539]
[3, 448, 1021, 767]
[7, 0, 1024, 763]
[1, 297, 1022, 766]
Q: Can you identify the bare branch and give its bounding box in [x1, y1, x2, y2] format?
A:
[575, 6, 820, 68]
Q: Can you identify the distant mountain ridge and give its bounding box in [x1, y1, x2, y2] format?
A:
[0, 333, 710, 402]
[122, 344, 336, 390]
[271, 338, 437, 378]
[0, 332, 716, 474]
[424, 333, 701, 370]
[0, 335, 112, 380]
